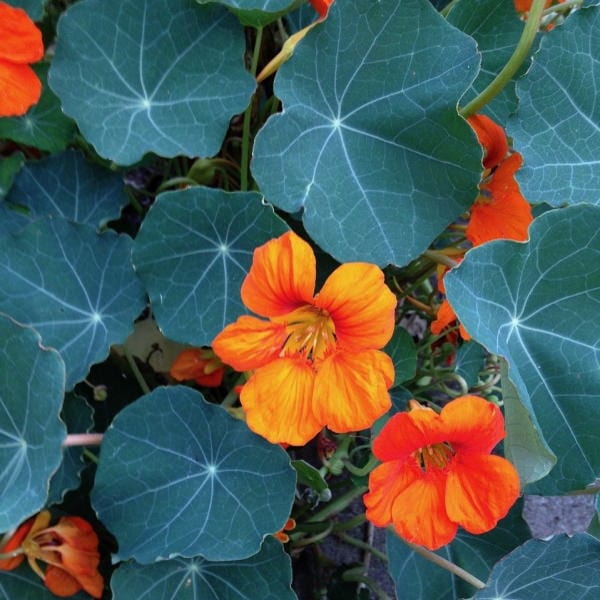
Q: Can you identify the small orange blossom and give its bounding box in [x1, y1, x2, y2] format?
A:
[309, 0, 333, 18]
[364, 396, 520, 550]
[212, 231, 396, 446]
[0, 510, 103, 598]
[0, 1, 44, 117]
[170, 347, 225, 387]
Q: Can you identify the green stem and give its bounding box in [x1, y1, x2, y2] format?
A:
[440, 0, 460, 18]
[0, 548, 24, 561]
[423, 249, 459, 269]
[404, 539, 486, 589]
[342, 570, 393, 600]
[306, 486, 368, 523]
[240, 28, 263, 192]
[543, 0, 582, 15]
[332, 513, 367, 532]
[123, 344, 151, 395]
[343, 453, 379, 477]
[221, 373, 247, 407]
[83, 448, 100, 464]
[459, 0, 546, 118]
[337, 532, 389, 563]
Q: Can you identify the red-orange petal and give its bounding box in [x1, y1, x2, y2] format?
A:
[313, 349, 393, 433]
[372, 407, 447, 463]
[430, 298, 457, 336]
[44, 566, 84, 598]
[241, 232, 316, 318]
[212, 315, 287, 372]
[390, 469, 458, 550]
[364, 460, 422, 527]
[309, 0, 333, 18]
[445, 453, 520, 534]
[0, 516, 36, 570]
[440, 395, 506, 454]
[240, 357, 321, 445]
[467, 153, 533, 247]
[0, 60, 42, 117]
[0, 3, 44, 63]
[467, 114, 508, 170]
[315, 263, 396, 351]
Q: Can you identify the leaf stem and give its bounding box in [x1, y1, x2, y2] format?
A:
[306, 486, 368, 523]
[542, 0, 582, 15]
[440, 0, 460, 18]
[459, 0, 546, 118]
[404, 539, 486, 589]
[62, 433, 103, 447]
[240, 28, 263, 192]
[423, 249, 459, 268]
[123, 344, 151, 395]
[337, 532, 389, 563]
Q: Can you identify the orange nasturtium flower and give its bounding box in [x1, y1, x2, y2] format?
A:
[170, 347, 225, 387]
[213, 231, 397, 446]
[0, 510, 103, 598]
[0, 2, 44, 117]
[364, 396, 520, 550]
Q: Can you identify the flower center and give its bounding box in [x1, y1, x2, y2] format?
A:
[280, 305, 336, 362]
[414, 442, 454, 472]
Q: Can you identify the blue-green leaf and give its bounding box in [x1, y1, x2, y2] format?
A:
[0, 219, 146, 389]
[0, 316, 65, 531]
[252, 0, 481, 266]
[4, 0, 45, 21]
[384, 327, 417, 388]
[474, 534, 600, 600]
[111, 538, 296, 600]
[508, 6, 600, 206]
[454, 341, 486, 389]
[0, 154, 24, 200]
[445, 204, 600, 494]
[92, 386, 296, 563]
[132, 187, 288, 345]
[201, 0, 304, 27]
[49, 0, 255, 165]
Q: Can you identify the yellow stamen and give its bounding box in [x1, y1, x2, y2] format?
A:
[414, 443, 454, 471]
[279, 305, 336, 361]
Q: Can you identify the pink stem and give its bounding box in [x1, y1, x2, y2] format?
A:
[62, 433, 103, 447]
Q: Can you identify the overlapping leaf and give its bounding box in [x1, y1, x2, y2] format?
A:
[384, 327, 417, 388]
[132, 187, 288, 345]
[201, 0, 303, 26]
[0, 316, 65, 532]
[508, 6, 600, 205]
[49, 0, 256, 165]
[445, 205, 600, 494]
[92, 386, 296, 563]
[111, 538, 296, 600]
[5, 0, 46, 21]
[0, 219, 146, 388]
[252, 0, 481, 266]
[3, 150, 128, 235]
[474, 534, 600, 599]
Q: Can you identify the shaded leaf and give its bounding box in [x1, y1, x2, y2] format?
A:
[384, 327, 417, 388]
[454, 340, 486, 389]
[202, 0, 304, 27]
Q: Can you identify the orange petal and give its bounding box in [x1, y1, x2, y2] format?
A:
[364, 460, 421, 527]
[440, 395, 506, 453]
[240, 357, 321, 445]
[390, 469, 458, 550]
[241, 232, 316, 318]
[0, 60, 42, 117]
[430, 298, 457, 336]
[372, 407, 446, 463]
[44, 566, 83, 597]
[467, 114, 508, 170]
[212, 315, 287, 372]
[170, 349, 224, 387]
[467, 153, 532, 247]
[0, 4, 44, 63]
[0, 516, 36, 570]
[445, 453, 520, 534]
[309, 0, 333, 18]
[313, 350, 393, 433]
[315, 263, 396, 351]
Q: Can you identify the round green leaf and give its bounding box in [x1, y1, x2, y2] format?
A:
[48, 0, 255, 165]
[0, 64, 76, 153]
[132, 187, 288, 345]
[0, 219, 146, 389]
[92, 386, 296, 563]
[0, 316, 66, 532]
[4, 150, 128, 234]
[252, 0, 481, 266]
[445, 204, 600, 494]
[111, 538, 296, 600]
[474, 534, 600, 600]
[508, 6, 600, 205]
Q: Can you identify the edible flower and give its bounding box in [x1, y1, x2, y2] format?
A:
[213, 231, 396, 446]
[0, 2, 44, 117]
[0, 510, 103, 598]
[170, 347, 225, 387]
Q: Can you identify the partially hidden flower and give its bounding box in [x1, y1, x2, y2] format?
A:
[466, 152, 533, 247]
[309, 0, 334, 18]
[513, 0, 562, 12]
[364, 396, 520, 550]
[0, 510, 103, 598]
[0, 2, 44, 117]
[170, 347, 225, 387]
[212, 231, 397, 446]
[273, 518, 296, 543]
[467, 114, 508, 170]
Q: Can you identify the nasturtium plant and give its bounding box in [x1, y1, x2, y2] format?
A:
[1, 0, 599, 598]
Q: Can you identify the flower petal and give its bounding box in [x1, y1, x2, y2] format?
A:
[390, 469, 458, 550]
[0, 60, 42, 117]
[240, 357, 321, 445]
[309, 0, 333, 18]
[372, 406, 447, 463]
[212, 315, 287, 372]
[241, 232, 316, 318]
[467, 114, 508, 170]
[44, 566, 84, 597]
[440, 395, 505, 453]
[445, 453, 520, 534]
[0, 4, 44, 63]
[313, 350, 393, 433]
[364, 460, 421, 527]
[315, 263, 396, 350]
